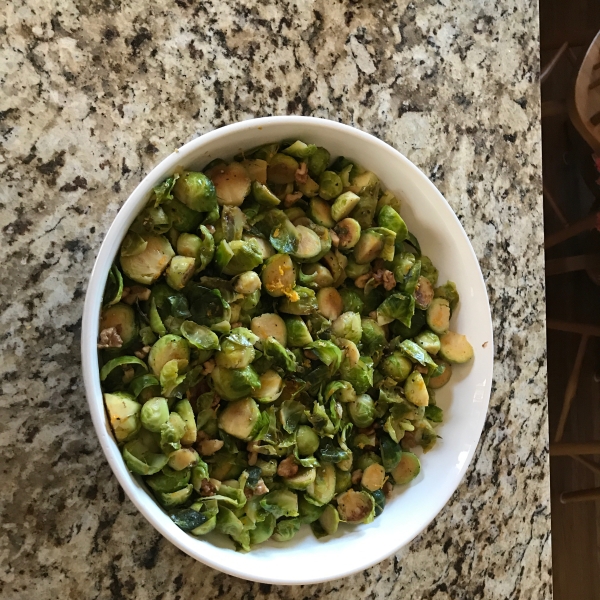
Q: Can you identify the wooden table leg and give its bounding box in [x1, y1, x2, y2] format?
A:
[560, 487, 600, 504]
[550, 442, 600, 455]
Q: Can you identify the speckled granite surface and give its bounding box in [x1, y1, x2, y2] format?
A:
[0, 0, 549, 598]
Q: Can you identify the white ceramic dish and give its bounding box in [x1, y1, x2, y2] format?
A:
[82, 116, 493, 585]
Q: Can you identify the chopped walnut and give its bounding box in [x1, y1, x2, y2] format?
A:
[369, 310, 378, 320]
[248, 451, 258, 466]
[134, 345, 151, 359]
[295, 162, 308, 184]
[372, 269, 396, 291]
[199, 478, 218, 497]
[254, 479, 269, 496]
[198, 438, 224, 456]
[415, 364, 428, 374]
[206, 225, 216, 234]
[121, 285, 151, 305]
[230, 321, 242, 329]
[354, 272, 372, 289]
[351, 469, 363, 485]
[203, 359, 216, 375]
[382, 481, 393, 499]
[97, 327, 123, 349]
[284, 192, 303, 207]
[277, 455, 299, 478]
[329, 229, 340, 247]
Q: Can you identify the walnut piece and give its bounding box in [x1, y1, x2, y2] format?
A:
[199, 479, 218, 497]
[351, 469, 363, 485]
[284, 192, 303, 207]
[198, 439, 224, 456]
[382, 481, 393, 499]
[277, 455, 299, 478]
[134, 345, 151, 359]
[354, 272, 372, 289]
[254, 479, 269, 496]
[202, 359, 216, 375]
[329, 229, 340, 247]
[372, 269, 396, 291]
[121, 285, 151, 305]
[248, 451, 258, 466]
[97, 327, 123, 349]
[295, 162, 308, 184]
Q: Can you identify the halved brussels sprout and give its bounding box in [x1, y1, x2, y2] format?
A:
[331, 191, 360, 222]
[211, 365, 261, 401]
[232, 271, 262, 295]
[381, 351, 412, 382]
[426, 297, 450, 335]
[222, 239, 263, 276]
[251, 313, 287, 346]
[123, 438, 169, 475]
[252, 369, 284, 403]
[147, 465, 191, 493]
[292, 226, 322, 262]
[331, 311, 362, 343]
[438, 331, 474, 363]
[168, 448, 200, 471]
[391, 452, 421, 485]
[100, 303, 138, 348]
[172, 171, 217, 212]
[377, 205, 408, 242]
[299, 263, 334, 289]
[176, 227, 215, 273]
[285, 316, 313, 347]
[296, 425, 320, 456]
[361, 463, 386, 491]
[348, 394, 376, 428]
[318, 171, 343, 201]
[120, 234, 175, 285]
[336, 489, 375, 524]
[429, 360, 452, 388]
[268, 154, 299, 185]
[308, 199, 335, 228]
[334, 218, 361, 251]
[260, 489, 299, 518]
[252, 180, 281, 207]
[207, 162, 251, 206]
[317, 504, 340, 536]
[218, 397, 262, 440]
[316, 287, 343, 321]
[250, 513, 277, 545]
[414, 276, 434, 310]
[306, 463, 336, 506]
[279, 286, 318, 315]
[165, 255, 195, 290]
[242, 158, 268, 184]
[148, 334, 190, 377]
[140, 397, 169, 433]
[285, 467, 317, 490]
[261, 254, 297, 297]
[434, 281, 459, 313]
[413, 330, 441, 355]
[215, 328, 257, 369]
[174, 399, 196, 445]
[104, 392, 141, 442]
[404, 371, 429, 406]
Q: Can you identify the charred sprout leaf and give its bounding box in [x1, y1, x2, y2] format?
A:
[339, 356, 374, 395]
[425, 405, 444, 423]
[260, 489, 299, 518]
[279, 399, 305, 434]
[304, 340, 342, 371]
[380, 432, 402, 472]
[153, 174, 178, 206]
[180, 321, 220, 350]
[420, 256, 439, 286]
[170, 508, 207, 532]
[263, 337, 297, 372]
[398, 339, 437, 370]
[103, 265, 124, 306]
[404, 231, 421, 256]
[100, 356, 148, 382]
[376, 293, 415, 328]
[123, 438, 169, 475]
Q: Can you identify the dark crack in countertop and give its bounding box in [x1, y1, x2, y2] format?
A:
[0, 0, 550, 598]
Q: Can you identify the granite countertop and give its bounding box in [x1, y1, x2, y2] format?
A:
[0, 0, 550, 598]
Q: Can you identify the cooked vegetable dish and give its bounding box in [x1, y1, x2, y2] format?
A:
[99, 139, 474, 550]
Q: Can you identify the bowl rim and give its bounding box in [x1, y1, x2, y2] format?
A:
[82, 115, 493, 584]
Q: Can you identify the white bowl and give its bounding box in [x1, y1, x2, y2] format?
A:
[82, 116, 493, 585]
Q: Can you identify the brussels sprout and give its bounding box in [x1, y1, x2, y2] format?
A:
[425, 297, 450, 335]
[252, 180, 281, 207]
[120, 234, 174, 285]
[160, 412, 186, 453]
[249, 513, 276, 545]
[438, 331, 474, 363]
[121, 231, 148, 257]
[297, 174, 320, 198]
[148, 334, 190, 377]
[336, 489, 375, 524]
[380, 433, 402, 472]
[285, 467, 317, 490]
[335, 466, 353, 493]
[104, 392, 141, 442]
[377, 205, 408, 243]
[321, 250, 347, 288]
[318, 171, 343, 201]
[425, 404, 444, 423]
[279, 286, 318, 315]
[218, 397, 263, 441]
[211, 365, 261, 401]
[346, 258, 371, 280]
[155, 484, 194, 507]
[241, 158, 268, 183]
[429, 360, 452, 388]
[353, 230, 383, 265]
[210, 452, 248, 481]
[272, 518, 302, 542]
[339, 356, 374, 395]
[307, 198, 335, 228]
[360, 318, 386, 357]
[282, 318, 311, 350]
[306, 223, 333, 262]
[140, 397, 169, 433]
[103, 264, 124, 307]
[391, 452, 420, 485]
[414, 276, 435, 310]
[174, 399, 196, 445]
[381, 351, 412, 382]
[169, 508, 208, 532]
[376, 292, 415, 328]
[292, 226, 322, 262]
[434, 281, 459, 313]
[165, 255, 195, 290]
[306, 147, 330, 178]
[232, 271, 261, 295]
[306, 463, 336, 506]
[260, 489, 299, 518]
[168, 448, 199, 471]
[305, 340, 342, 370]
[147, 465, 191, 493]
[205, 162, 251, 207]
[100, 303, 138, 348]
[176, 228, 215, 273]
[331, 311, 362, 343]
[413, 330, 441, 355]
[122, 438, 168, 475]
[348, 394, 376, 428]
[334, 218, 361, 251]
[296, 425, 320, 456]
[338, 287, 365, 314]
[215, 328, 257, 369]
[252, 369, 284, 403]
[376, 189, 401, 215]
[263, 337, 297, 371]
[404, 371, 429, 406]
[349, 172, 379, 228]
[222, 239, 263, 276]
[361, 463, 386, 491]
[331, 191, 360, 222]
[173, 171, 217, 212]
[251, 313, 287, 346]
[128, 373, 160, 402]
[180, 321, 219, 351]
[256, 458, 278, 478]
[261, 254, 297, 297]
[268, 153, 299, 185]
[299, 263, 334, 290]
[323, 380, 356, 404]
[316, 287, 343, 321]
[420, 256, 439, 286]
[316, 504, 340, 536]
